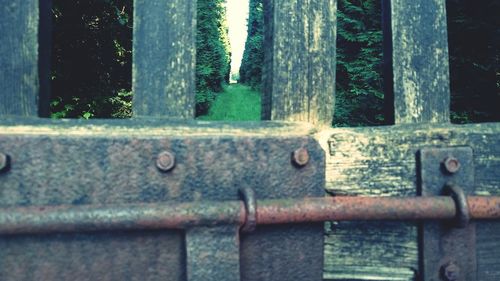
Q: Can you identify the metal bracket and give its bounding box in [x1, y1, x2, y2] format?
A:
[419, 147, 476, 281]
[0, 127, 325, 281]
[186, 226, 241, 281]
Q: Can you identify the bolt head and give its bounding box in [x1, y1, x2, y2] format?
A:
[292, 148, 309, 168]
[441, 262, 460, 281]
[443, 157, 461, 174]
[0, 153, 10, 174]
[156, 151, 176, 172]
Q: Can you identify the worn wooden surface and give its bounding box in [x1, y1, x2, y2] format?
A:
[133, 0, 196, 119]
[263, 0, 336, 126]
[477, 222, 500, 281]
[0, 0, 39, 117]
[0, 118, 316, 137]
[321, 123, 500, 280]
[385, 0, 451, 124]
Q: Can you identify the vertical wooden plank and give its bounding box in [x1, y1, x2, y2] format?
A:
[0, 0, 39, 117]
[263, 0, 337, 126]
[386, 0, 451, 124]
[477, 222, 500, 281]
[133, 0, 196, 119]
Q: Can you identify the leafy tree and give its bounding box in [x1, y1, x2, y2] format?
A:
[447, 0, 500, 123]
[51, 0, 133, 119]
[196, 0, 232, 115]
[333, 0, 384, 127]
[239, 0, 264, 90]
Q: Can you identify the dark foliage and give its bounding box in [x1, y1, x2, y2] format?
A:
[334, 0, 385, 127]
[447, 0, 500, 123]
[239, 0, 264, 90]
[51, 0, 133, 119]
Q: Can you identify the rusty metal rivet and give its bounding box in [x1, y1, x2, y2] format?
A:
[0, 153, 11, 174]
[292, 148, 309, 168]
[441, 261, 460, 281]
[156, 151, 176, 172]
[443, 157, 461, 174]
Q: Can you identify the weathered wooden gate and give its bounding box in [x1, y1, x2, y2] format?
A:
[1, 0, 499, 280]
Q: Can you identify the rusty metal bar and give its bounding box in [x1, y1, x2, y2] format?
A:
[0, 201, 246, 235]
[257, 196, 500, 224]
[468, 196, 500, 219]
[0, 196, 498, 235]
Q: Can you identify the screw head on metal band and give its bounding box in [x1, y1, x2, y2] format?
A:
[156, 151, 176, 172]
[292, 148, 309, 168]
[239, 187, 257, 233]
[441, 261, 460, 281]
[443, 157, 461, 174]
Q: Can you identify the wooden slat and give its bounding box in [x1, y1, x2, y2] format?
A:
[132, 0, 196, 119]
[477, 222, 500, 281]
[322, 123, 500, 280]
[262, 0, 337, 126]
[384, 0, 451, 124]
[0, 0, 39, 117]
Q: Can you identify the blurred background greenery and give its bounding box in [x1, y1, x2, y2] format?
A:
[49, 0, 499, 125]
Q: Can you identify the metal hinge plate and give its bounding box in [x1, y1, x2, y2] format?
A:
[419, 147, 476, 281]
[0, 129, 325, 281]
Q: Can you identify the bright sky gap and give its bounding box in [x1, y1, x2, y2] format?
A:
[226, 0, 250, 82]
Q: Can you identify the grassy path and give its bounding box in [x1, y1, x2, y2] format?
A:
[197, 84, 261, 121]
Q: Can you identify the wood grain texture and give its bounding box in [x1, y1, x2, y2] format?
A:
[0, 118, 316, 137]
[322, 123, 500, 280]
[133, 0, 196, 119]
[324, 221, 418, 281]
[0, 0, 39, 117]
[263, 0, 336, 126]
[386, 0, 451, 124]
[477, 222, 500, 281]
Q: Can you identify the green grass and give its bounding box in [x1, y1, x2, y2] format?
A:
[197, 84, 261, 121]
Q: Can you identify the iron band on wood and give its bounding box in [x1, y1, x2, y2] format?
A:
[0, 193, 498, 236]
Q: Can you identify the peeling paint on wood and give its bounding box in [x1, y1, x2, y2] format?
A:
[386, 0, 451, 124]
[323, 123, 500, 280]
[324, 222, 418, 280]
[132, 0, 196, 119]
[325, 123, 500, 197]
[263, 0, 336, 126]
[0, 0, 39, 117]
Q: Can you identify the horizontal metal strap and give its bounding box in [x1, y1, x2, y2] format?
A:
[0, 196, 498, 235]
